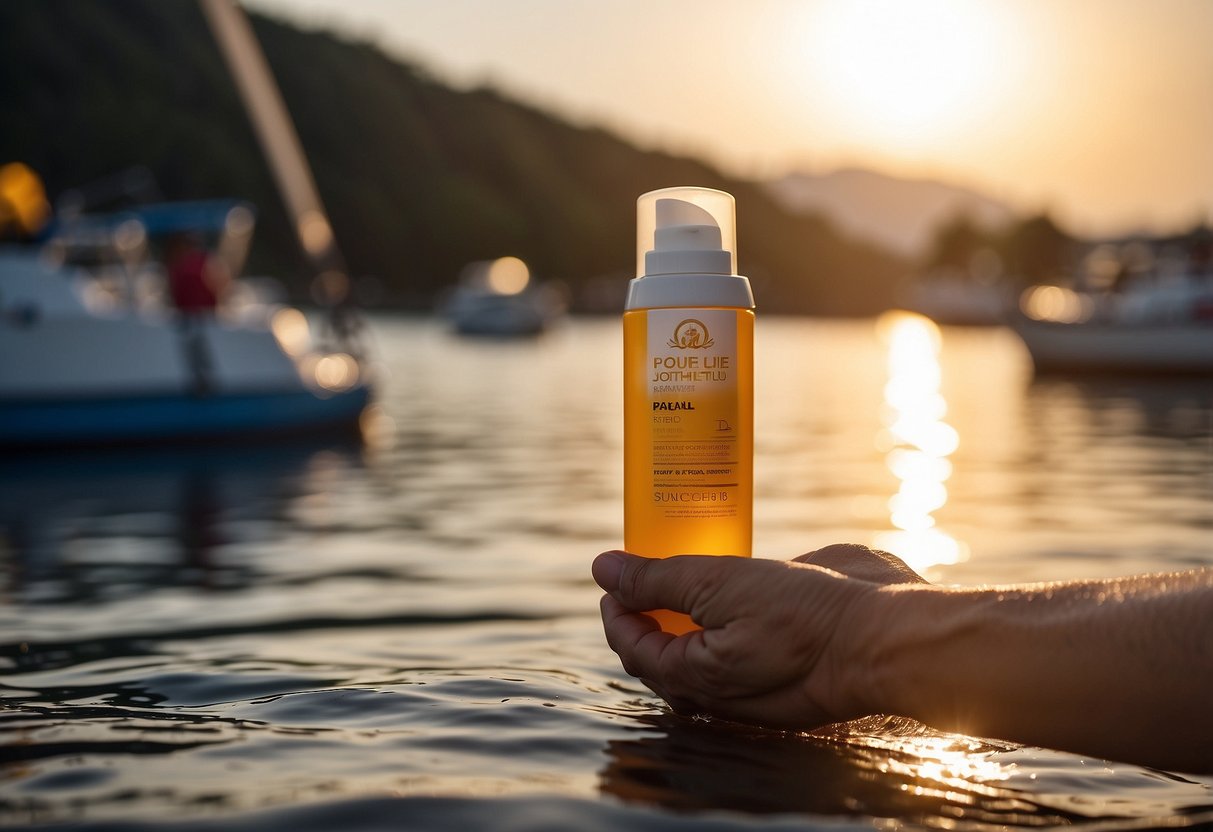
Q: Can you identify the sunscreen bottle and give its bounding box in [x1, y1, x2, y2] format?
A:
[623, 186, 755, 634]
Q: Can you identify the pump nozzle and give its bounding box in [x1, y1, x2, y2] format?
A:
[636, 187, 737, 278]
[644, 198, 732, 276]
[653, 198, 724, 258]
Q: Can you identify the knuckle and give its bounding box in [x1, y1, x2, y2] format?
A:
[797, 543, 875, 565]
[706, 641, 747, 678]
[687, 638, 747, 693]
[622, 556, 654, 605]
[683, 558, 732, 610]
[694, 659, 733, 692]
[693, 561, 730, 595]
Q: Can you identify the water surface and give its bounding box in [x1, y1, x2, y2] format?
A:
[2, 315, 1211, 830]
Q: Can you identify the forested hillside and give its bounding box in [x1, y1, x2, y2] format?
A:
[0, 0, 907, 313]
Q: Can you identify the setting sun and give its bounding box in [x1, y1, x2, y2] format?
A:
[786, 0, 1020, 148]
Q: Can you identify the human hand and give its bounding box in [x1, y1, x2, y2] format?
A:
[593, 544, 926, 730]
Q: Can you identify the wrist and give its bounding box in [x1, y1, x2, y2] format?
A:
[840, 582, 950, 722]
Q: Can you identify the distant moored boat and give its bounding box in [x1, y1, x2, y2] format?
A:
[1011, 277, 1213, 375]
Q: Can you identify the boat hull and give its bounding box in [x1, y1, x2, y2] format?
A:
[0, 386, 370, 446]
[1014, 320, 1213, 375]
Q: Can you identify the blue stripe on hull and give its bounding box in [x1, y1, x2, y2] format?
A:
[0, 387, 371, 445]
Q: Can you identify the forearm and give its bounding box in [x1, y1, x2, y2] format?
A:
[856, 569, 1213, 772]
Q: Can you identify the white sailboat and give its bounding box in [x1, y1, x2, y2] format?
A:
[0, 201, 370, 445]
[1, 0, 378, 445]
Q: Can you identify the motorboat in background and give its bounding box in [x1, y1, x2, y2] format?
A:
[444, 256, 566, 337]
[0, 200, 371, 445]
[1012, 273, 1213, 375]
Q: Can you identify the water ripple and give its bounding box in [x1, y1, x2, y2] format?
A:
[2, 318, 1210, 830]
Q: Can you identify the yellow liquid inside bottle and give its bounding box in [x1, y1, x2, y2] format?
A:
[623, 307, 753, 634]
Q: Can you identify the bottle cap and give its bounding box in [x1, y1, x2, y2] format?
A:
[627, 186, 753, 310]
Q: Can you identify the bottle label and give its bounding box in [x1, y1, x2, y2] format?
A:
[646, 308, 739, 520]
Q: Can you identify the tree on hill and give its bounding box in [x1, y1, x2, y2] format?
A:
[999, 213, 1074, 285]
[922, 212, 991, 275]
[0, 0, 906, 314]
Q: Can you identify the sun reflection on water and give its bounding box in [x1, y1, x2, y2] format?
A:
[872, 312, 968, 575]
[872, 733, 1013, 791]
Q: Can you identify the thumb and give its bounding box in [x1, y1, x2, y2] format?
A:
[592, 550, 745, 619]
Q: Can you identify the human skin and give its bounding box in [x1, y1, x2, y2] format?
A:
[593, 545, 1213, 773]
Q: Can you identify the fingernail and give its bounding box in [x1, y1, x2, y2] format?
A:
[593, 550, 627, 590]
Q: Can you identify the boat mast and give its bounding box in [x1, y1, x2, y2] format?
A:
[198, 0, 361, 355]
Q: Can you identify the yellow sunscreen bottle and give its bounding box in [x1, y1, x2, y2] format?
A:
[623, 187, 755, 634]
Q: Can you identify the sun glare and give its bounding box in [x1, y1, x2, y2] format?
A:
[872, 312, 967, 575]
[787, 0, 1016, 149]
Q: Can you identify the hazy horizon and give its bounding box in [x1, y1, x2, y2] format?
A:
[245, 0, 1213, 239]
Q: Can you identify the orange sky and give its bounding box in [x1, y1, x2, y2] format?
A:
[247, 0, 1213, 237]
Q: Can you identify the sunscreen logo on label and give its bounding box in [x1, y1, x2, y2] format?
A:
[667, 319, 714, 350]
